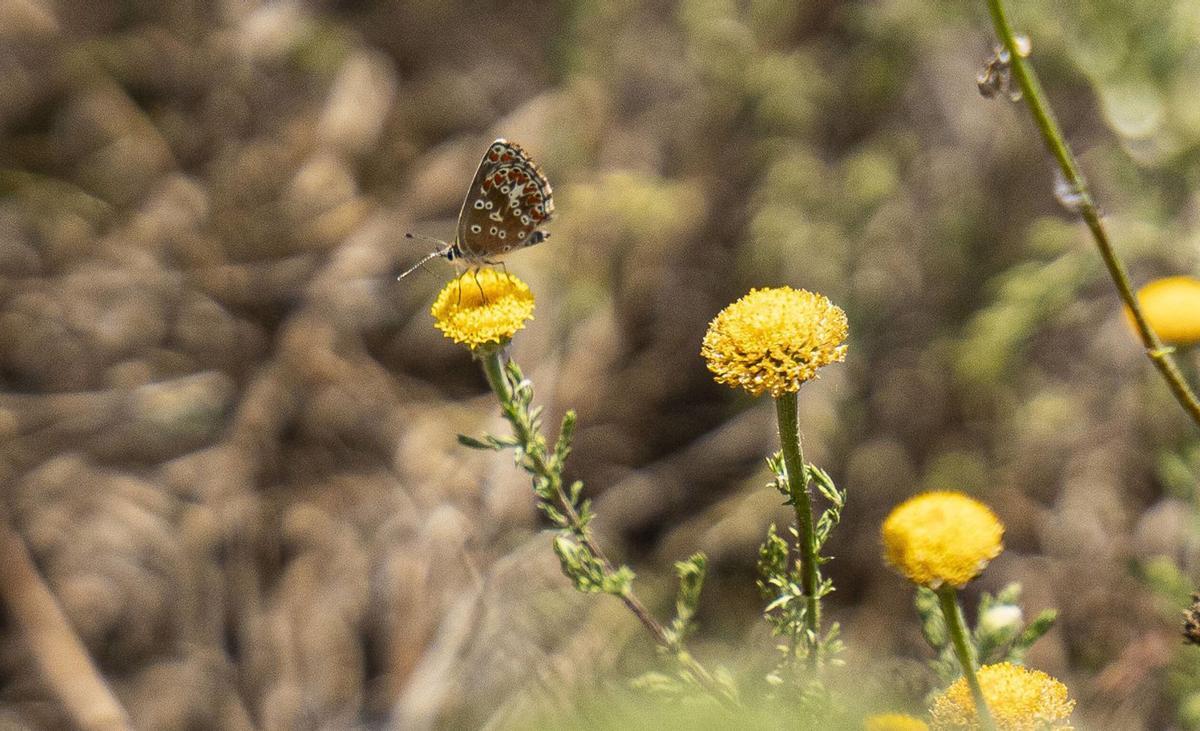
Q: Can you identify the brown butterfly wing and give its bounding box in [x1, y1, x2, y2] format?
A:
[454, 139, 554, 264]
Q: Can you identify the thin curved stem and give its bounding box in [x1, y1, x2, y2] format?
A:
[775, 391, 821, 670]
[479, 349, 738, 709]
[984, 0, 1200, 431]
[937, 586, 996, 731]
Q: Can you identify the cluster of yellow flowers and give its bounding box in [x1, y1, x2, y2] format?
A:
[929, 662, 1074, 730]
[431, 273, 1075, 730]
[866, 661, 1075, 731]
[700, 286, 849, 397]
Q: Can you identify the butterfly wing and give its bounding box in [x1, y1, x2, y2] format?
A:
[454, 139, 554, 264]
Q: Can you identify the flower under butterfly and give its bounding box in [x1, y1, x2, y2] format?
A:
[929, 662, 1074, 731]
[881, 491, 1004, 590]
[431, 269, 534, 350]
[701, 287, 848, 398]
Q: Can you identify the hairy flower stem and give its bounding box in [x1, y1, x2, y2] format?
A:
[983, 0, 1200, 431]
[479, 349, 737, 708]
[775, 391, 821, 669]
[937, 586, 996, 731]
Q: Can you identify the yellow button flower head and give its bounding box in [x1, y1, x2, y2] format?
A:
[929, 662, 1075, 731]
[881, 491, 1003, 589]
[1130, 275, 1200, 346]
[701, 287, 848, 398]
[865, 713, 930, 731]
[431, 269, 535, 350]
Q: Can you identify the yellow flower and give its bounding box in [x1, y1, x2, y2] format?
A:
[701, 287, 848, 398]
[929, 662, 1074, 730]
[881, 492, 1003, 589]
[1130, 275, 1200, 346]
[865, 713, 930, 731]
[431, 269, 535, 350]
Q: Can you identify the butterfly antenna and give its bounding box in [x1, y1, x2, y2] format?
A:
[398, 245, 452, 280]
[405, 232, 449, 246]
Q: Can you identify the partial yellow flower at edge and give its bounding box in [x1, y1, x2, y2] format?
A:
[881, 491, 1004, 589]
[1128, 275, 1200, 347]
[431, 269, 535, 349]
[701, 287, 848, 398]
[865, 712, 929, 731]
[929, 662, 1075, 731]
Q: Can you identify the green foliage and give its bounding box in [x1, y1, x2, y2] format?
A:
[462, 359, 621, 595]
[467, 353, 735, 708]
[669, 553, 708, 646]
[554, 535, 634, 595]
[915, 583, 1057, 686]
[757, 452, 847, 682]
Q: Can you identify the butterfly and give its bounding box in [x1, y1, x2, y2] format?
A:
[399, 139, 554, 279]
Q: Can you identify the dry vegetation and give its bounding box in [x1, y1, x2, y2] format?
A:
[0, 0, 1198, 728]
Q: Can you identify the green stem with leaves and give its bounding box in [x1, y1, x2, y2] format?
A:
[983, 0, 1200, 431]
[775, 391, 821, 668]
[937, 586, 996, 731]
[477, 348, 737, 708]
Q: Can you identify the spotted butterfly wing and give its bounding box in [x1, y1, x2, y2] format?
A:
[452, 139, 554, 264]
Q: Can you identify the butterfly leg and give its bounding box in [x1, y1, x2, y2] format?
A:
[482, 259, 512, 281]
[471, 267, 488, 304]
[453, 262, 467, 306]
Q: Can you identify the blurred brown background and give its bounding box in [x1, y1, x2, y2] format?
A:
[1, 0, 1199, 728]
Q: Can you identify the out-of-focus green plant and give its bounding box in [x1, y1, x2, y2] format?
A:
[915, 583, 1056, 688]
[980, 0, 1200, 431]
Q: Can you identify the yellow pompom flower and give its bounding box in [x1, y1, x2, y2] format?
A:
[929, 662, 1075, 730]
[431, 269, 535, 350]
[701, 287, 848, 398]
[882, 492, 1004, 589]
[1130, 275, 1200, 346]
[865, 712, 930, 731]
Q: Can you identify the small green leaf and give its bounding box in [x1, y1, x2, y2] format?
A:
[554, 410, 577, 466]
[674, 553, 708, 623]
[1015, 609, 1057, 650]
[456, 433, 495, 450]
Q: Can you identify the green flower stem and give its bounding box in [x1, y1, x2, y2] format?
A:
[937, 585, 996, 731]
[983, 0, 1200, 431]
[774, 390, 821, 669]
[479, 348, 737, 708]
